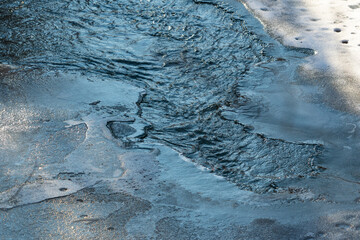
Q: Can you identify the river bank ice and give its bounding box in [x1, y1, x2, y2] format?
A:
[240, 0, 360, 112]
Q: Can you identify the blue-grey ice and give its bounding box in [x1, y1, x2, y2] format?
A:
[1, 0, 360, 239]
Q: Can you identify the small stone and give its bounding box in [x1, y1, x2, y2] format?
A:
[107, 121, 137, 138]
[89, 100, 101, 105]
[304, 232, 315, 239]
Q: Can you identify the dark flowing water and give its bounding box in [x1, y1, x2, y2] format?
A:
[2, 0, 359, 196]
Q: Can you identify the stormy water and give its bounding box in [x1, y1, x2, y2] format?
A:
[1, 0, 360, 198]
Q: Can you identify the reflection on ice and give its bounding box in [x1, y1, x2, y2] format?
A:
[0, 70, 144, 208]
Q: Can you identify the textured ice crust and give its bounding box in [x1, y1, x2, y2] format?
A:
[2, 1, 360, 238]
[129, 0, 326, 193]
[0, 0, 355, 208]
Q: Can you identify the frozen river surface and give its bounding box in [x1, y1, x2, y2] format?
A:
[1, 0, 360, 239]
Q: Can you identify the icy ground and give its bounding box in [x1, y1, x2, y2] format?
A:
[1, 0, 360, 239]
[0, 67, 359, 240]
[240, 0, 360, 112]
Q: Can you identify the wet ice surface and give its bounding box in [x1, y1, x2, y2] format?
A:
[1, 0, 360, 239]
[0, 70, 143, 209]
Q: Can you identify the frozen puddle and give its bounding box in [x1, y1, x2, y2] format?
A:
[0, 68, 359, 240]
[0, 69, 259, 210]
[0, 68, 324, 210]
[2, 0, 360, 238]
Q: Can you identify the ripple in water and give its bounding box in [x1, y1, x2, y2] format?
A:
[0, 0, 323, 193]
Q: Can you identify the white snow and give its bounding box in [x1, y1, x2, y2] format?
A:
[240, 0, 360, 111]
